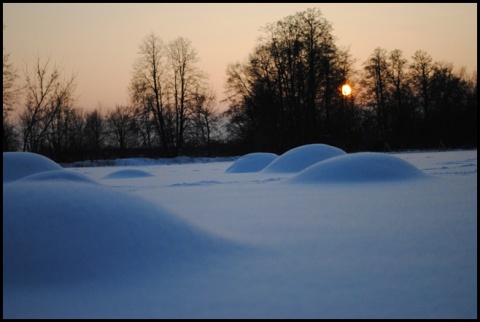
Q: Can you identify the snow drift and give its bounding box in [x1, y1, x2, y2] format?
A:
[104, 169, 154, 179]
[3, 152, 239, 288]
[289, 152, 430, 184]
[262, 144, 346, 173]
[17, 169, 98, 184]
[3, 151, 63, 183]
[2, 150, 476, 319]
[225, 152, 278, 173]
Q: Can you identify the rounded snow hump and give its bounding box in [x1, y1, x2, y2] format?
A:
[16, 169, 98, 184]
[3, 152, 63, 183]
[262, 144, 346, 173]
[226, 152, 278, 173]
[104, 169, 154, 179]
[3, 152, 238, 287]
[289, 152, 430, 184]
[3, 180, 239, 287]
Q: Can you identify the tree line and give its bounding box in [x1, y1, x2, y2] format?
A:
[3, 8, 477, 163]
[223, 8, 477, 154]
[3, 33, 224, 162]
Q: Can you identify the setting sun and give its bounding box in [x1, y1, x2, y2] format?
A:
[342, 84, 352, 96]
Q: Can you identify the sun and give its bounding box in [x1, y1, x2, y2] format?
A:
[341, 84, 352, 96]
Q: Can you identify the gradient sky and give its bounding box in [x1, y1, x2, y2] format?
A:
[3, 3, 477, 112]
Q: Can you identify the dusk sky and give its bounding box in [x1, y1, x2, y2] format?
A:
[3, 3, 477, 112]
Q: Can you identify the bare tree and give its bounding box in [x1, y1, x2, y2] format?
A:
[223, 8, 347, 152]
[167, 37, 208, 155]
[188, 87, 220, 156]
[223, 61, 255, 145]
[19, 54, 77, 153]
[3, 52, 20, 120]
[130, 32, 171, 156]
[362, 47, 390, 142]
[84, 109, 105, 161]
[224, 61, 253, 106]
[130, 34, 210, 157]
[64, 107, 86, 162]
[106, 105, 137, 157]
[386, 49, 416, 148]
[45, 105, 80, 161]
[3, 37, 22, 151]
[409, 50, 434, 122]
[131, 103, 155, 152]
[387, 49, 409, 108]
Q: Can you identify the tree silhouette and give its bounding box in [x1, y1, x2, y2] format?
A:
[19, 55, 76, 153]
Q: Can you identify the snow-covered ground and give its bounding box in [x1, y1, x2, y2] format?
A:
[3, 145, 477, 318]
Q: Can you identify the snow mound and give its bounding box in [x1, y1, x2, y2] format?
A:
[226, 152, 278, 173]
[289, 152, 430, 184]
[262, 144, 346, 173]
[3, 181, 236, 287]
[3, 152, 63, 183]
[104, 169, 154, 179]
[17, 169, 98, 184]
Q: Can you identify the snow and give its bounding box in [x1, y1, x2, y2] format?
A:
[3, 151, 63, 183]
[289, 152, 430, 184]
[225, 152, 278, 173]
[4, 181, 236, 287]
[2, 146, 477, 318]
[262, 143, 346, 173]
[17, 169, 98, 184]
[103, 169, 154, 179]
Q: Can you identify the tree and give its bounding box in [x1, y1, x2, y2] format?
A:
[167, 37, 207, 156]
[131, 102, 156, 153]
[409, 50, 433, 122]
[223, 8, 349, 153]
[44, 105, 81, 162]
[106, 105, 137, 157]
[19, 55, 77, 153]
[386, 49, 416, 148]
[428, 62, 474, 147]
[3, 52, 20, 121]
[84, 109, 105, 161]
[362, 47, 390, 145]
[223, 61, 256, 150]
[387, 50, 408, 105]
[131, 33, 211, 157]
[3, 38, 22, 151]
[63, 107, 86, 162]
[188, 87, 220, 156]
[3, 121, 20, 152]
[130, 32, 171, 156]
[408, 50, 436, 146]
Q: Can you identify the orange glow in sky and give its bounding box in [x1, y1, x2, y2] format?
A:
[3, 3, 477, 112]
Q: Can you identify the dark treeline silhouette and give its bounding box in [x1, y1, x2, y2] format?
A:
[222, 8, 477, 154]
[3, 33, 224, 162]
[3, 8, 477, 162]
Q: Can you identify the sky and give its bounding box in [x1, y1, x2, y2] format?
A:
[3, 3, 477, 113]
[3, 147, 477, 318]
